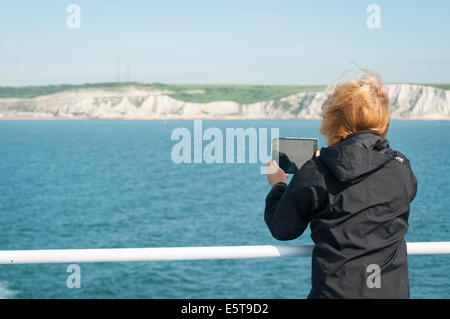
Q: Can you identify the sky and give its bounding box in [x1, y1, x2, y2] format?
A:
[0, 0, 449, 86]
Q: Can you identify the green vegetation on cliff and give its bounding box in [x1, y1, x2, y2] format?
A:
[1, 82, 448, 105]
[0, 82, 325, 104]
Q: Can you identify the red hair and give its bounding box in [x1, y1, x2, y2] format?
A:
[320, 70, 390, 146]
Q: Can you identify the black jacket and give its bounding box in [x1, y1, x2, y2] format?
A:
[264, 130, 417, 299]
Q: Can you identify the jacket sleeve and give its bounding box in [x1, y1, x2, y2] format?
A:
[409, 168, 418, 203]
[264, 166, 319, 241]
[401, 153, 418, 203]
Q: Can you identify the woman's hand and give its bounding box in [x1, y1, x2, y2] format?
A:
[266, 151, 320, 186]
[266, 160, 288, 186]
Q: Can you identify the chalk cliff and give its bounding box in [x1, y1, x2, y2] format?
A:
[0, 84, 448, 119]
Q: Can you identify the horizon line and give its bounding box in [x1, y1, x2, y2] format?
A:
[1, 81, 450, 89]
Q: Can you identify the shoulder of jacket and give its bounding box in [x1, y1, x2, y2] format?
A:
[293, 157, 326, 187]
[389, 149, 412, 167]
[298, 157, 323, 174]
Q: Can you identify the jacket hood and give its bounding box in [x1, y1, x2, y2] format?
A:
[319, 130, 394, 183]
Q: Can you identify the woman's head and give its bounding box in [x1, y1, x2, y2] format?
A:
[320, 70, 390, 146]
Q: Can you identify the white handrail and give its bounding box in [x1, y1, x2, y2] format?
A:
[0, 242, 449, 264]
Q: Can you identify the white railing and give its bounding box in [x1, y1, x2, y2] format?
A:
[0, 242, 449, 264]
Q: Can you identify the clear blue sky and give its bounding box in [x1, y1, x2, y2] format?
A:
[0, 0, 449, 86]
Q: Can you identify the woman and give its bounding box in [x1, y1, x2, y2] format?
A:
[264, 71, 417, 299]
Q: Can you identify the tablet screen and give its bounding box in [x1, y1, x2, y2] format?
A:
[271, 138, 318, 174]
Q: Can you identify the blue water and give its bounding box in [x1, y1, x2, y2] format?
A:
[0, 120, 449, 299]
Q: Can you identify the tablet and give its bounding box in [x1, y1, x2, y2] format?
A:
[271, 137, 319, 174]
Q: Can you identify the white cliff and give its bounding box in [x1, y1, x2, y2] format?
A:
[0, 84, 448, 120]
[385, 84, 450, 119]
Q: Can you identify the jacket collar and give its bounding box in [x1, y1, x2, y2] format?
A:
[319, 130, 393, 183]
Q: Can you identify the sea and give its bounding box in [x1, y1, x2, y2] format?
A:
[0, 119, 449, 298]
